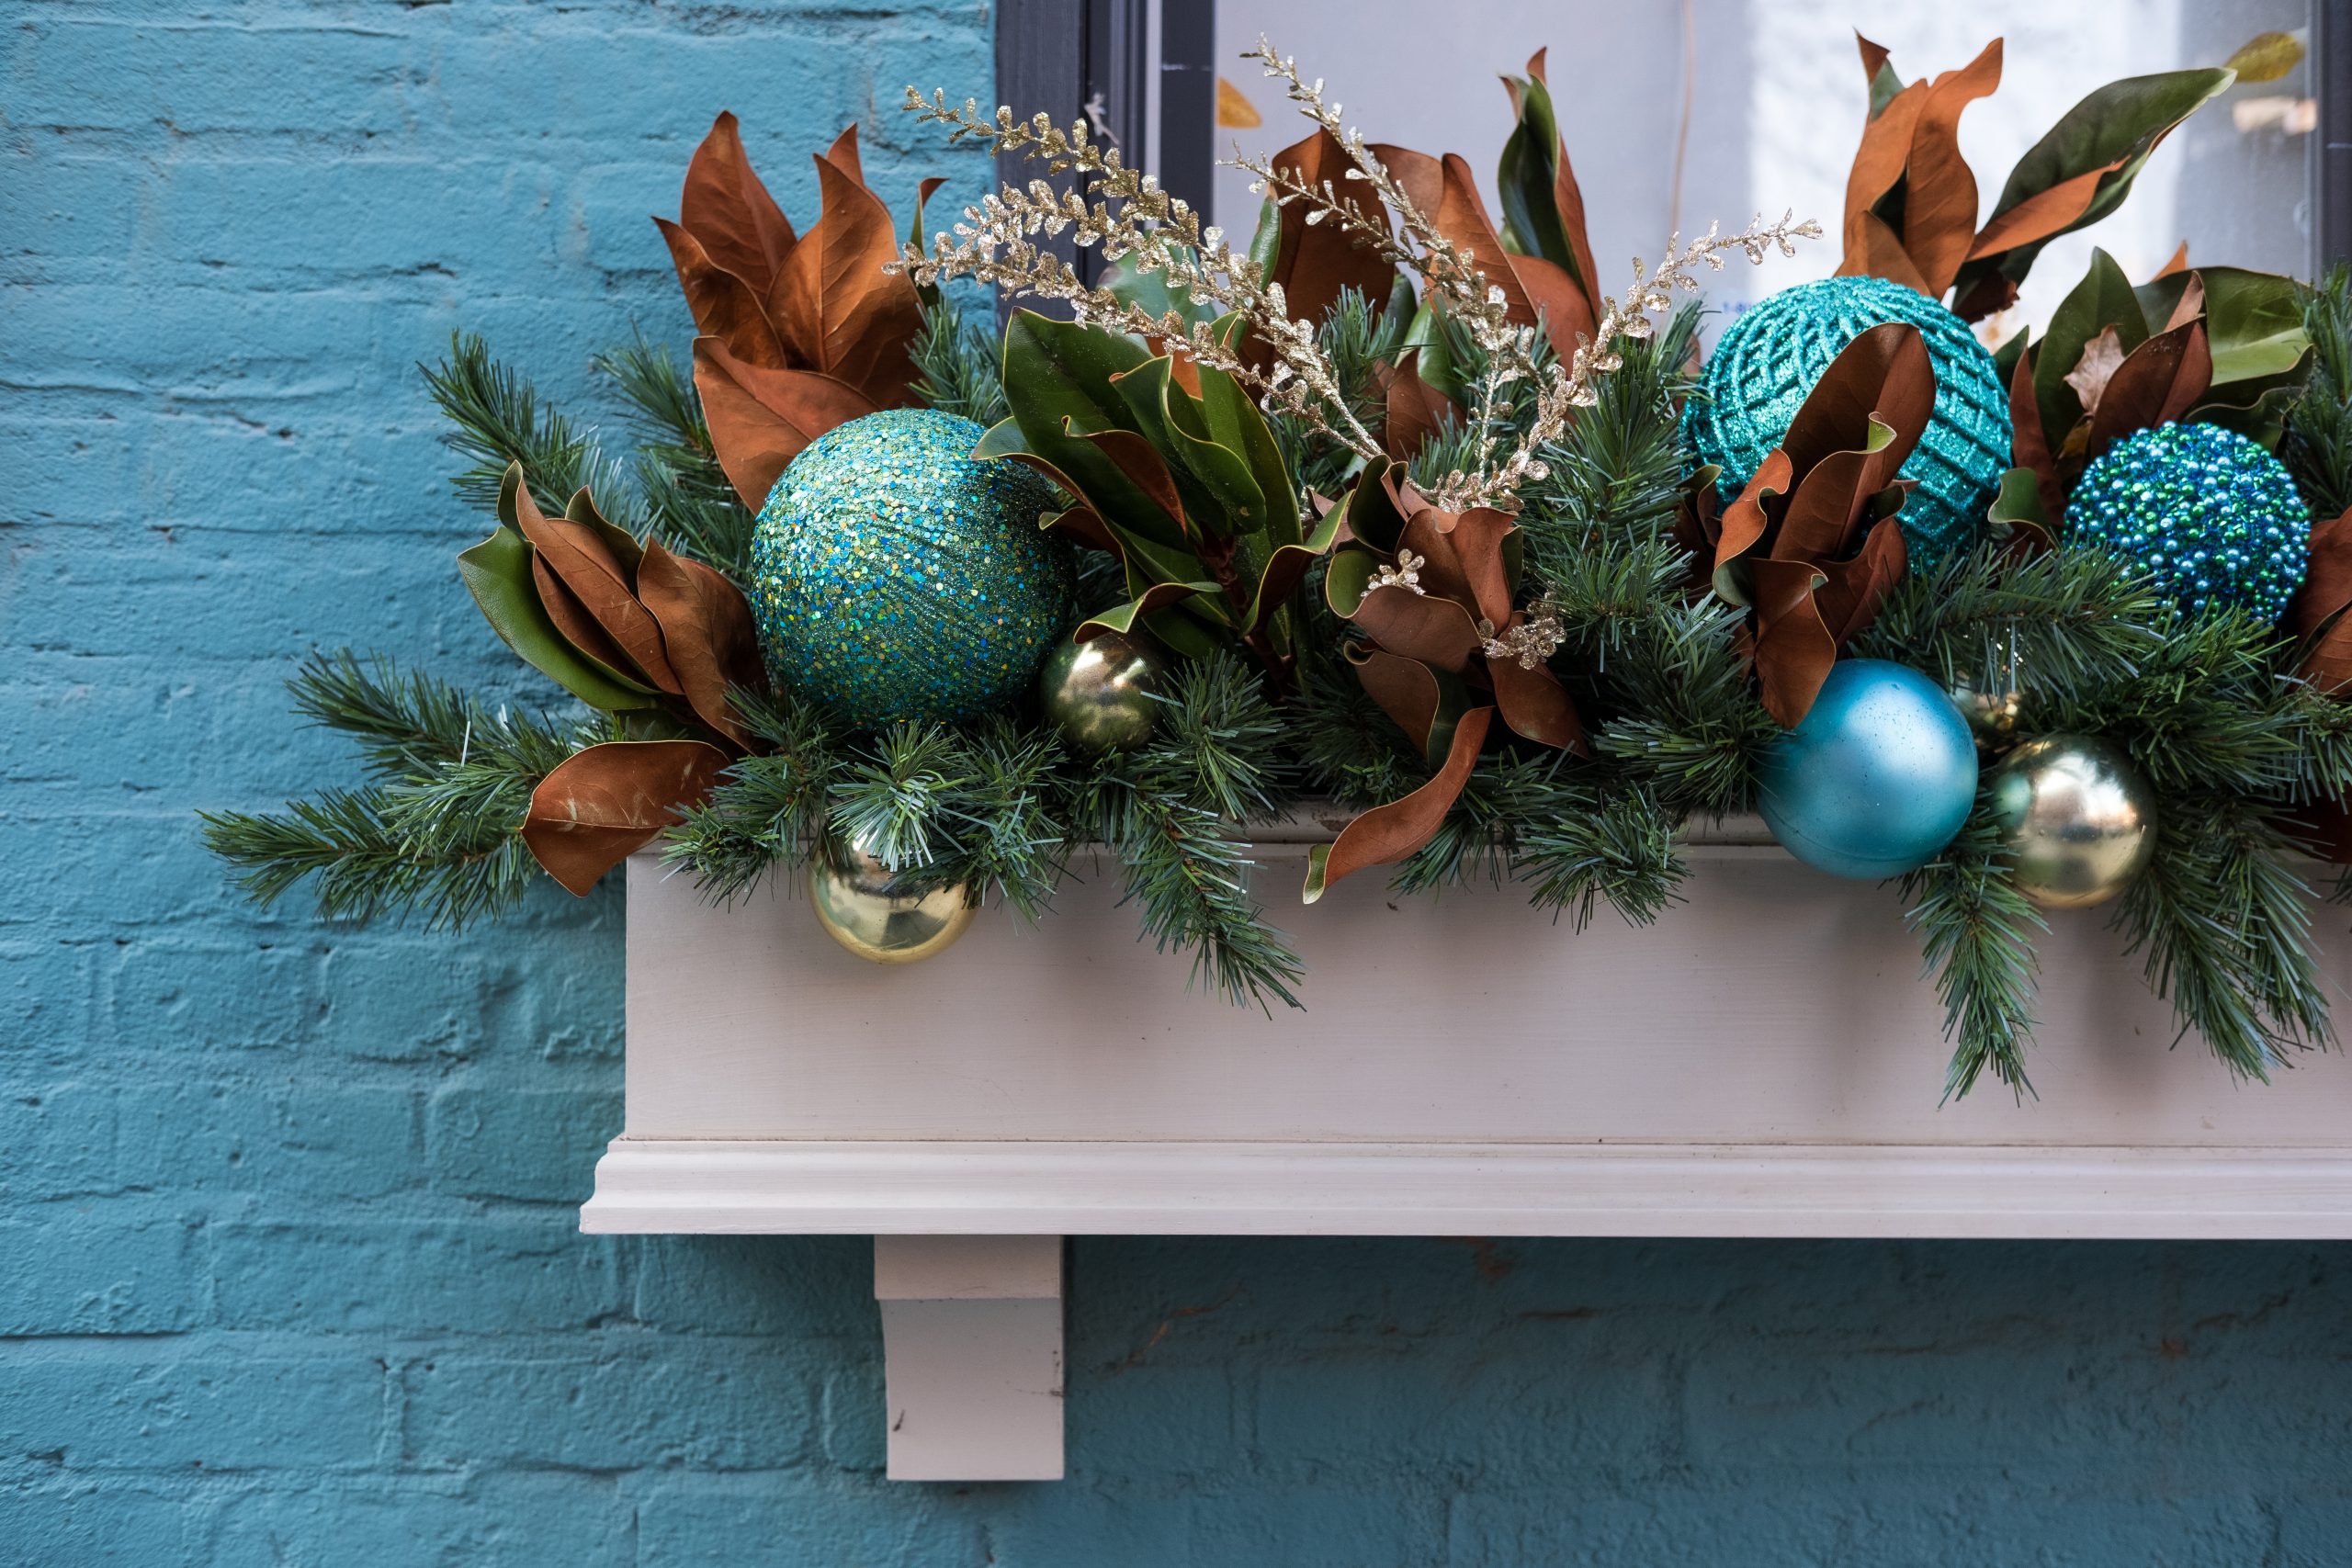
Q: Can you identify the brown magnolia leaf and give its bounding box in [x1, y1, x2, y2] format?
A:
[523, 739, 730, 896]
[693, 335, 877, 508]
[508, 483, 683, 695]
[2153, 242, 2191, 279]
[822, 122, 865, 186]
[1070, 424, 1190, 534]
[531, 553, 643, 687]
[1964, 163, 2119, 261]
[1510, 250, 1598, 361]
[1839, 75, 1928, 277]
[1258, 129, 1396, 371]
[1899, 39, 2002, 296]
[2086, 321, 2211, 458]
[2006, 342, 2065, 521]
[1381, 350, 1456, 462]
[774, 135, 923, 407]
[1351, 583, 1485, 672]
[1368, 144, 1538, 331]
[1488, 654, 1584, 753]
[1303, 705, 1493, 903]
[637, 539, 767, 748]
[1813, 517, 1908, 644]
[1758, 323, 1931, 563]
[2288, 506, 2352, 692]
[2062, 325, 2130, 417]
[1748, 558, 1838, 728]
[2163, 271, 2208, 331]
[1399, 504, 1516, 626]
[677, 111, 797, 299]
[1351, 647, 1442, 749]
[655, 217, 789, 368]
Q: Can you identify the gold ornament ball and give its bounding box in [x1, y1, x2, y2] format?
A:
[1037, 628, 1165, 754]
[1987, 735, 2157, 908]
[1950, 677, 2023, 747]
[809, 829, 978, 964]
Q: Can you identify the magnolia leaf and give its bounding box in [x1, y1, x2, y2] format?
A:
[1987, 465, 2055, 551]
[655, 218, 789, 368]
[1303, 706, 1493, 904]
[2289, 505, 2352, 692]
[692, 335, 876, 508]
[637, 539, 767, 748]
[1000, 310, 1173, 537]
[1253, 129, 1396, 371]
[1495, 49, 1600, 309]
[2062, 325, 2130, 416]
[677, 110, 797, 297]
[505, 473, 682, 695]
[774, 130, 924, 407]
[1108, 351, 1262, 536]
[2033, 249, 2147, 446]
[522, 739, 730, 896]
[1383, 349, 1456, 462]
[1078, 579, 1216, 643]
[2133, 265, 2310, 386]
[457, 519, 659, 712]
[2224, 31, 2304, 85]
[1954, 67, 2233, 312]
[2086, 319, 2211, 457]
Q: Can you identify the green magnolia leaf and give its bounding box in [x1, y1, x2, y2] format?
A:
[1102, 245, 1212, 331]
[1497, 68, 1569, 270]
[2035, 249, 2148, 446]
[457, 524, 660, 712]
[1108, 354, 1250, 535]
[562, 485, 645, 578]
[1323, 546, 1380, 617]
[1987, 465, 2053, 546]
[1195, 316, 1300, 548]
[2135, 266, 2312, 386]
[980, 411, 1222, 601]
[1080, 579, 1219, 643]
[1399, 301, 1467, 405]
[999, 310, 1169, 537]
[1245, 499, 1349, 634]
[1957, 68, 2233, 303]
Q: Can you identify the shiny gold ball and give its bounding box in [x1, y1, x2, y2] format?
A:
[1037, 628, 1165, 755]
[1987, 735, 2157, 908]
[809, 829, 977, 964]
[1950, 677, 2023, 747]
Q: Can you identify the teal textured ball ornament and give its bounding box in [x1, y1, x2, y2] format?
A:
[1691, 276, 2012, 566]
[2067, 422, 2309, 622]
[751, 409, 1074, 731]
[1758, 659, 1979, 881]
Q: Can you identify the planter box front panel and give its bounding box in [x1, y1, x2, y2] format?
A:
[587, 840, 2352, 1238]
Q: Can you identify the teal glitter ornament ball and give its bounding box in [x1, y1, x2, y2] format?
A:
[1757, 659, 1979, 882]
[2068, 422, 2309, 622]
[1691, 276, 2012, 566]
[750, 409, 1074, 731]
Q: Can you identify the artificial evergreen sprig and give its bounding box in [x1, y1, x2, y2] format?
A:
[424, 333, 637, 525]
[201, 652, 585, 928]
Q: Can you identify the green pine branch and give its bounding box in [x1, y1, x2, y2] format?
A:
[423, 333, 635, 524]
[203, 653, 582, 928]
[1901, 798, 2046, 1101]
[2282, 265, 2352, 519]
[910, 293, 1010, 426]
[596, 333, 758, 581]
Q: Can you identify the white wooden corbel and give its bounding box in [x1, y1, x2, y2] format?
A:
[872, 1235, 1065, 1481]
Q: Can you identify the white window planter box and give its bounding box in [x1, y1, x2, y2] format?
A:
[582, 820, 2352, 1478]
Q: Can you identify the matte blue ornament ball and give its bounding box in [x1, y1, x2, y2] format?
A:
[1690, 276, 2012, 567]
[751, 409, 1074, 731]
[1757, 659, 1980, 881]
[2067, 422, 2309, 622]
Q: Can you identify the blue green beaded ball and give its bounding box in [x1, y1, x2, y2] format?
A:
[1690, 276, 2012, 566]
[2067, 422, 2309, 623]
[750, 409, 1074, 731]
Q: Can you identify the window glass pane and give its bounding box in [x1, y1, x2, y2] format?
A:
[1209, 0, 2316, 333]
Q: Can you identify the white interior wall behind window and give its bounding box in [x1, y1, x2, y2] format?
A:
[1210, 0, 2313, 340]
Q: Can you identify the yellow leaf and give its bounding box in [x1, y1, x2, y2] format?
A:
[1216, 77, 1262, 129]
[2224, 30, 2305, 85]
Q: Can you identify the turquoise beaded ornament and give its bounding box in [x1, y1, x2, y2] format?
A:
[1690, 276, 2012, 566]
[2067, 423, 2309, 623]
[750, 409, 1074, 731]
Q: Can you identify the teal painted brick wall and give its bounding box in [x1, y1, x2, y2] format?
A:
[6, 2, 2352, 1563]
